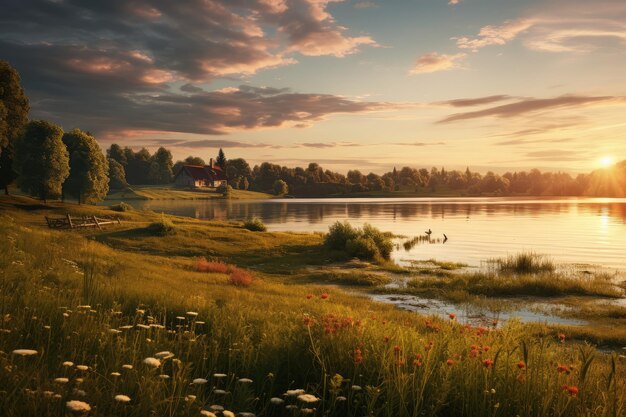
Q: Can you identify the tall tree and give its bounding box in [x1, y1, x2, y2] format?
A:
[106, 143, 127, 166]
[125, 147, 151, 184]
[14, 120, 69, 202]
[216, 148, 226, 169]
[62, 129, 109, 204]
[108, 158, 127, 190]
[0, 61, 30, 195]
[148, 147, 173, 184]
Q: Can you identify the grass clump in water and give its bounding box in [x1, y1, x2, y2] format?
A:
[495, 252, 555, 274]
[110, 201, 132, 212]
[325, 221, 393, 262]
[243, 217, 267, 232]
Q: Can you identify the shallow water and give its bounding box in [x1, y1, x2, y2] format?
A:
[125, 197, 626, 270]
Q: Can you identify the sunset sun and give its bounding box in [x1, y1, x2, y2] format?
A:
[600, 155, 615, 167]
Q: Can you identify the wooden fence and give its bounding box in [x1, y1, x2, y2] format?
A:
[45, 214, 121, 230]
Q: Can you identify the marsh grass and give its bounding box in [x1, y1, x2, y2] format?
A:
[494, 252, 556, 274]
[242, 217, 267, 232]
[1, 197, 626, 417]
[304, 271, 391, 287]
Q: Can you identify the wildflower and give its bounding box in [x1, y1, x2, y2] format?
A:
[384, 335, 390, 342]
[490, 388, 496, 394]
[159, 374, 170, 379]
[337, 396, 347, 401]
[213, 373, 227, 378]
[238, 378, 253, 383]
[394, 345, 402, 353]
[12, 349, 38, 356]
[351, 385, 362, 391]
[73, 389, 87, 397]
[470, 349, 480, 358]
[154, 351, 174, 359]
[413, 359, 422, 367]
[558, 333, 566, 343]
[298, 394, 320, 403]
[186, 311, 199, 317]
[143, 357, 161, 367]
[223, 411, 235, 417]
[193, 378, 208, 385]
[270, 397, 284, 405]
[285, 389, 305, 396]
[354, 348, 363, 364]
[75, 378, 84, 384]
[449, 313, 456, 320]
[76, 365, 89, 371]
[483, 359, 494, 368]
[209, 405, 224, 412]
[564, 385, 579, 397]
[446, 359, 454, 366]
[557, 364, 570, 374]
[186, 395, 196, 402]
[517, 361, 525, 369]
[108, 329, 122, 334]
[54, 377, 69, 384]
[306, 294, 313, 299]
[213, 389, 228, 395]
[63, 361, 74, 367]
[136, 309, 145, 315]
[111, 372, 121, 377]
[66, 400, 91, 413]
[114, 394, 131, 403]
[201, 411, 217, 417]
[321, 292, 329, 299]
[176, 316, 186, 321]
[483, 345, 490, 352]
[122, 364, 133, 370]
[238, 413, 256, 417]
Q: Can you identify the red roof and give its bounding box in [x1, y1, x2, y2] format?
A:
[177, 164, 227, 181]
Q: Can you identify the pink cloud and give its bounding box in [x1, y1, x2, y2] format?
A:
[455, 19, 535, 50]
[409, 52, 466, 75]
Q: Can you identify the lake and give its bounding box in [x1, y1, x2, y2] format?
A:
[126, 197, 626, 270]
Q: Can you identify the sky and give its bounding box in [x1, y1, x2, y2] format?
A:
[2, 0, 625, 174]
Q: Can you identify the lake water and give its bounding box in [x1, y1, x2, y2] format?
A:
[126, 197, 626, 270]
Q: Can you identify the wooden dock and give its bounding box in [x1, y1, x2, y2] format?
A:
[45, 214, 121, 230]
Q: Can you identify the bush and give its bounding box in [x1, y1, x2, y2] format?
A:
[196, 257, 231, 274]
[243, 218, 267, 232]
[216, 184, 228, 193]
[228, 267, 254, 287]
[222, 185, 233, 198]
[147, 217, 176, 236]
[110, 202, 132, 212]
[324, 221, 393, 262]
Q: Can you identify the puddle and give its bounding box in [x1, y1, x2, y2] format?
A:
[368, 293, 588, 327]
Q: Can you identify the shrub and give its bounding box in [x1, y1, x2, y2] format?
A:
[324, 221, 393, 262]
[222, 185, 233, 198]
[110, 202, 132, 212]
[147, 217, 176, 236]
[243, 218, 267, 232]
[228, 267, 254, 287]
[216, 184, 228, 193]
[196, 257, 231, 274]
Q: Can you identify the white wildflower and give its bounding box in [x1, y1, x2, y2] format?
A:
[238, 413, 256, 417]
[111, 372, 121, 377]
[270, 397, 284, 405]
[351, 385, 362, 391]
[54, 377, 69, 384]
[63, 361, 74, 367]
[209, 405, 224, 412]
[337, 396, 347, 401]
[12, 349, 38, 356]
[72, 389, 87, 397]
[237, 378, 253, 384]
[223, 411, 235, 417]
[213, 373, 227, 378]
[154, 351, 174, 359]
[192, 378, 208, 385]
[297, 394, 319, 403]
[213, 389, 228, 395]
[143, 357, 161, 367]
[66, 400, 91, 413]
[186, 311, 198, 317]
[285, 389, 305, 396]
[76, 365, 89, 371]
[122, 364, 133, 370]
[158, 374, 170, 379]
[114, 394, 131, 403]
[200, 411, 217, 417]
[185, 395, 196, 402]
[75, 378, 84, 384]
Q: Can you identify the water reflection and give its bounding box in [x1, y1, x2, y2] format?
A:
[126, 197, 626, 270]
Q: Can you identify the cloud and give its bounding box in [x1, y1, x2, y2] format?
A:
[448, 0, 462, 5]
[497, 137, 574, 146]
[437, 95, 512, 107]
[526, 27, 626, 53]
[454, 19, 535, 50]
[354, 1, 378, 9]
[409, 52, 466, 74]
[438, 95, 620, 123]
[524, 149, 585, 161]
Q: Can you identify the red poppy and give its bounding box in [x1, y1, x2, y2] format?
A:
[483, 359, 494, 368]
[321, 293, 329, 300]
[517, 361, 525, 369]
[306, 294, 313, 299]
[449, 313, 456, 320]
[565, 385, 579, 397]
[354, 348, 363, 364]
[558, 333, 566, 343]
[446, 359, 454, 366]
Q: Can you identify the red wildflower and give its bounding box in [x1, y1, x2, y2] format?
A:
[564, 385, 579, 397]
[557, 364, 570, 374]
[558, 333, 566, 343]
[354, 348, 363, 364]
[483, 359, 494, 368]
[483, 345, 491, 352]
[446, 359, 454, 366]
[413, 359, 422, 367]
[470, 349, 479, 358]
[306, 294, 313, 299]
[393, 345, 402, 353]
[449, 313, 456, 320]
[384, 335, 390, 342]
[320, 293, 329, 300]
[303, 316, 313, 327]
[517, 361, 525, 369]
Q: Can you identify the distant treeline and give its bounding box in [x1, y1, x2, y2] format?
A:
[105, 142, 626, 198]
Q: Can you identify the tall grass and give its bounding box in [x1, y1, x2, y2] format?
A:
[495, 252, 556, 274]
[0, 212, 625, 417]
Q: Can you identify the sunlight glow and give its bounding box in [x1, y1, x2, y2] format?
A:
[599, 155, 615, 167]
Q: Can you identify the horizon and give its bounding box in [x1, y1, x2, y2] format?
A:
[2, 0, 625, 173]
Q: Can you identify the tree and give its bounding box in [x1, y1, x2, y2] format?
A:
[106, 143, 127, 166]
[108, 158, 127, 190]
[0, 61, 30, 194]
[62, 129, 109, 203]
[14, 120, 69, 202]
[148, 147, 173, 184]
[125, 147, 151, 184]
[273, 179, 288, 195]
[216, 148, 226, 169]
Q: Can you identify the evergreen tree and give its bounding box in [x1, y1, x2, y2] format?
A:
[62, 129, 109, 203]
[14, 120, 69, 202]
[0, 61, 30, 195]
[216, 148, 226, 169]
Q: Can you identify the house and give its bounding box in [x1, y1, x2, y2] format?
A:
[173, 158, 227, 188]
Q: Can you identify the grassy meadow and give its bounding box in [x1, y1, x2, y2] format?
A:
[105, 184, 273, 201]
[1, 196, 625, 417]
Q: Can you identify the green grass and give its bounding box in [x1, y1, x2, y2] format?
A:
[1, 196, 626, 417]
[493, 252, 556, 274]
[106, 184, 273, 200]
